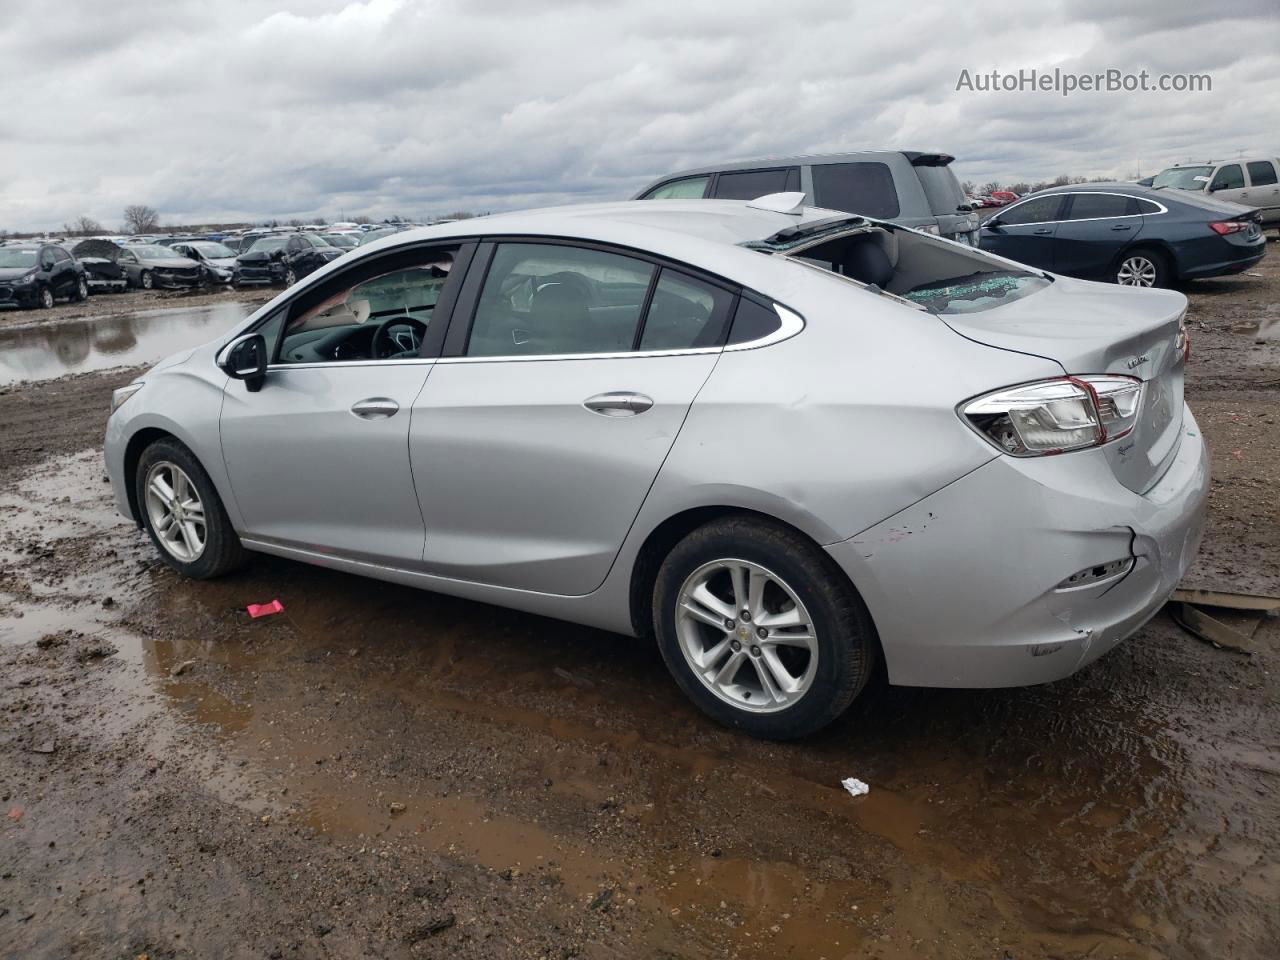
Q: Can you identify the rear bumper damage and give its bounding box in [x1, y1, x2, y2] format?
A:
[826, 404, 1209, 688]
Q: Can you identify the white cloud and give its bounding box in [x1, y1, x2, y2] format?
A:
[1, 0, 1276, 230]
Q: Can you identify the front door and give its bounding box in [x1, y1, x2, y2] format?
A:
[219, 246, 462, 566]
[979, 194, 1066, 270]
[411, 241, 736, 595]
[1208, 163, 1248, 208]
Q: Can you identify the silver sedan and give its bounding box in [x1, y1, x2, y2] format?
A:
[104, 195, 1208, 738]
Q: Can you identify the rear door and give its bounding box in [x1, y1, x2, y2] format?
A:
[1051, 192, 1145, 280]
[1245, 160, 1280, 224]
[979, 194, 1066, 270]
[409, 240, 736, 595]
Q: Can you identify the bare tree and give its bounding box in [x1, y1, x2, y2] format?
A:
[64, 215, 104, 236]
[353, 215, 372, 224]
[441, 211, 479, 220]
[960, 181, 976, 195]
[123, 205, 160, 234]
[288, 218, 303, 228]
[980, 181, 1002, 195]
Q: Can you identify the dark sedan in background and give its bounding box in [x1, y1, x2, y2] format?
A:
[981, 183, 1266, 287]
[0, 243, 88, 308]
[233, 232, 342, 287]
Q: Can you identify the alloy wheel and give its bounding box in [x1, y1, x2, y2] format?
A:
[285, 267, 297, 286]
[77, 278, 88, 300]
[143, 461, 207, 562]
[1117, 255, 1157, 286]
[39, 286, 54, 308]
[141, 271, 154, 290]
[674, 559, 818, 713]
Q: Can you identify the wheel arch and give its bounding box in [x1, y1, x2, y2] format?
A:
[626, 505, 881, 659]
[122, 427, 178, 523]
[1114, 239, 1178, 280]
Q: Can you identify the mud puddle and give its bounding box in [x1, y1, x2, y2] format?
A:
[2, 450, 1277, 958]
[0, 300, 251, 384]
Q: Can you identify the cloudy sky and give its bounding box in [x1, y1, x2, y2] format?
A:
[2, 0, 1277, 231]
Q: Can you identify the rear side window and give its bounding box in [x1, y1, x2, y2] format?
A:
[998, 196, 1064, 225]
[637, 270, 734, 351]
[712, 167, 799, 201]
[467, 243, 654, 357]
[1211, 164, 1244, 190]
[1135, 198, 1163, 215]
[1064, 194, 1139, 219]
[726, 296, 781, 344]
[811, 162, 900, 219]
[642, 176, 709, 200]
[1247, 161, 1278, 186]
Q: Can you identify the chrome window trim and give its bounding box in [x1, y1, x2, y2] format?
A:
[265, 358, 436, 371]
[986, 190, 1167, 228]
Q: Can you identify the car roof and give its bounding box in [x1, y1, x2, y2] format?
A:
[1034, 182, 1162, 195]
[643, 149, 946, 182]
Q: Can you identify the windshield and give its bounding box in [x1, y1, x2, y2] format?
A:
[127, 245, 181, 259]
[323, 234, 359, 247]
[247, 237, 288, 253]
[0, 249, 38, 268]
[303, 233, 335, 248]
[1152, 165, 1213, 190]
[190, 242, 235, 258]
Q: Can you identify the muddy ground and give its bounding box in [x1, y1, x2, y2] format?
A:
[1, 255, 1277, 960]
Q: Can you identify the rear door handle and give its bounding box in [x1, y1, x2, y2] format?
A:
[1110, 224, 1132, 231]
[583, 391, 654, 416]
[350, 397, 399, 420]
[1033, 228, 1052, 235]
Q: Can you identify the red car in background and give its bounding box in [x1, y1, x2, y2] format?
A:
[990, 190, 1021, 205]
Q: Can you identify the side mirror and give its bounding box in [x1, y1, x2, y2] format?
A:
[219, 333, 268, 392]
[984, 217, 1001, 229]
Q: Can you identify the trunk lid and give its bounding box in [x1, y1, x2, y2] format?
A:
[942, 275, 1188, 494]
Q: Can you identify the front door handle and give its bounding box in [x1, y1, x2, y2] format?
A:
[1110, 224, 1132, 231]
[351, 397, 399, 420]
[583, 391, 654, 416]
[1033, 228, 1052, 235]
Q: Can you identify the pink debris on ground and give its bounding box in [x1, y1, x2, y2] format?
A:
[246, 599, 285, 619]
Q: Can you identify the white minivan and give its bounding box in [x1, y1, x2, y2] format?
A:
[1152, 158, 1280, 228]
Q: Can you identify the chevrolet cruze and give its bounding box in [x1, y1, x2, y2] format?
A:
[105, 196, 1208, 738]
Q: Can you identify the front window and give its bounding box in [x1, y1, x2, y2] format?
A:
[1211, 164, 1244, 191]
[190, 242, 236, 259]
[126, 244, 181, 259]
[303, 233, 335, 248]
[247, 237, 288, 254]
[1151, 165, 1213, 190]
[643, 176, 709, 200]
[466, 244, 655, 357]
[997, 196, 1063, 225]
[0, 249, 38, 268]
[276, 250, 454, 364]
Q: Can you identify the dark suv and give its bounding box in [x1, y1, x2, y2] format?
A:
[0, 243, 88, 309]
[634, 150, 981, 245]
[234, 233, 343, 287]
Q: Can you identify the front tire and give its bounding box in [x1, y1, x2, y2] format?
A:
[37, 285, 54, 309]
[75, 277, 89, 301]
[284, 266, 298, 286]
[1115, 247, 1170, 288]
[652, 516, 877, 739]
[135, 438, 246, 579]
[140, 270, 154, 290]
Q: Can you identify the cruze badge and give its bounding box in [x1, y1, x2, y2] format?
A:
[1127, 355, 1150, 369]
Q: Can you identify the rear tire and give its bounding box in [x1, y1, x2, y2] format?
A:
[1115, 247, 1171, 288]
[652, 515, 877, 739]
[135, 438, 247, 579]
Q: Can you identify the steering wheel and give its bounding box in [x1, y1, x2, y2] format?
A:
[371, 316, 428, 359]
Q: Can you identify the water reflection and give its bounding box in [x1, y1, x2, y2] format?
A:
[0, 301, 253, 384]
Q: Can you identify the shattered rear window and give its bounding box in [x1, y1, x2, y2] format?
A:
[899, 270, 1049, 314]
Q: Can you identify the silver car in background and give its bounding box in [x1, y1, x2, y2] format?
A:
[104, 195, 1208, 738]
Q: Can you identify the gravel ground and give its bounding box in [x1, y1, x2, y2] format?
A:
[1, 251, 1277, 959]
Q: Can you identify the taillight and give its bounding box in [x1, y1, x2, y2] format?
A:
[1208, 220, 1247, 236]
[961, 376, 1143, 457]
